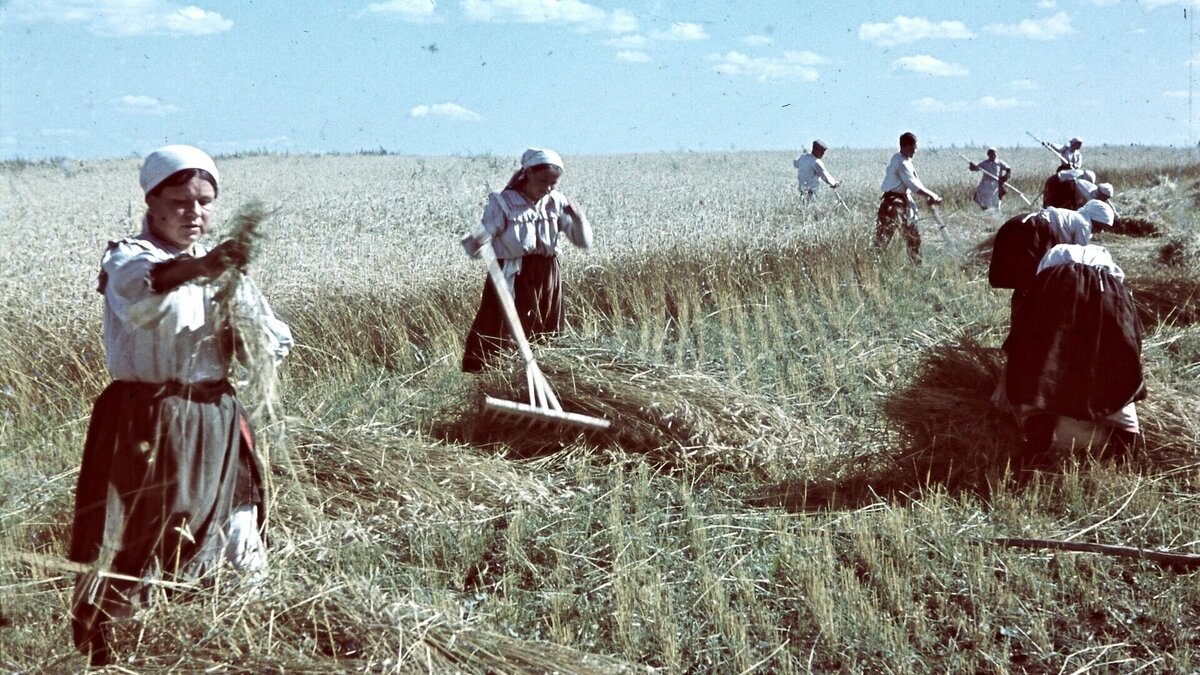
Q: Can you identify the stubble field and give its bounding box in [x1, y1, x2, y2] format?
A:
[2, 145, 1199, 673]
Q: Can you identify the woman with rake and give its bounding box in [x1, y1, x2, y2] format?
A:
[461, 148, 593, 372]
[68, 145, 292, 665]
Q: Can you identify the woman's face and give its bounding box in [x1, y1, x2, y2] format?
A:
[145, 175, 216, 250]
[522, 164, 562, 200]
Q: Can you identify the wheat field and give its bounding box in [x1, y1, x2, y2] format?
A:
[2, 146, 1199, 673]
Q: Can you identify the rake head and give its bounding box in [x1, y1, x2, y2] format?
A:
[482, 395, 611, 432]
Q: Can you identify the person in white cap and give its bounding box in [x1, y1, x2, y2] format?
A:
[1052, 137, 1083, 170]
[792, 139, 839, 200]
[968, 147, 1012, 210]
[68, 145, 293, 665]
[876, 132, 942, 264]
[461, 147, 593, 372]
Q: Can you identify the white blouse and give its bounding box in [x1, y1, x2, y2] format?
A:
[481, 188, 592, 260]
[101, 227, 292, 384]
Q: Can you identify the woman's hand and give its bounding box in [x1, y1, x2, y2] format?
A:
[207, 239, 250, 275]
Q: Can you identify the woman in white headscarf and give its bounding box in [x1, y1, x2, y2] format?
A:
[69, 145, 293, 665]
[461, 148, 593, 372]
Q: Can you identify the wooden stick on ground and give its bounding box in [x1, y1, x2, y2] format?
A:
[993, 537, 1200, 572]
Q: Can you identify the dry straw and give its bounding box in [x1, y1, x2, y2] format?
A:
[448, 343, 807, 476]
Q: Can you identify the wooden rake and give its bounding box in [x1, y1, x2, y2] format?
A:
[466, 236, 611, 432]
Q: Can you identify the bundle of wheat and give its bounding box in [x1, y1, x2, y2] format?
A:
[210, 201, 295, 481]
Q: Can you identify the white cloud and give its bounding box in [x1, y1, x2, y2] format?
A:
[161, 5, 231, 34]
[891, 54, 968, 77]
[616, 50, 650, 63]
[653, 21, 708, 41]
[0, 136, 17, 146]
[409, 103, 482, 121]
[461, 0, 635, 32]
[743, 34, 773, 46]
[116, 95, 180, 115]
[5, 0, 233, 36]
[858, 16, 974, 47]
[979, 95, 1033, 109]
[605, 34, 646, 48]
[1010, 78, 1038, 90]
[986, 11, 1073, 40]
[709, 50, 826, 82]
[607, 8, 636, 32]
[1164, 90, 1190, 98]
[355, 0, 438, 22]
[912, 97, 968, 113]
[1036, 0, 1056, 7]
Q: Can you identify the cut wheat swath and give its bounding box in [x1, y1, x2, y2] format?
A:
[466, 235, 611, 432]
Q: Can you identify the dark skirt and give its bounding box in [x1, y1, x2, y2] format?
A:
[1003, 263, 1146, 421]
[1042, 174, 1076, 209]
[69, 379, 263, 660]
[462, 254, 562, 372]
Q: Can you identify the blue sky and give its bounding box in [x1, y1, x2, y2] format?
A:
[2, 0, 1198, 160]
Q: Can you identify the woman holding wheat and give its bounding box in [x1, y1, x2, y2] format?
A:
[461, 148, 593, 372]
[68, 145, 292, 665]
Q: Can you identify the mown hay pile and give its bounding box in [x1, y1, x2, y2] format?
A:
[447, 344, 807, 475]
[1107, 216, 1161, 237]
[1127, 275, 1200, 327]
[81, 579, 645, 673]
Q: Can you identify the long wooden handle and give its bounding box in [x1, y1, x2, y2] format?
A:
[994, 537, 1200, 571]
[480, 247, 536, 366]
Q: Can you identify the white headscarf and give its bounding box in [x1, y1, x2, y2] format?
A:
[139, 144, 219, 195]
[1078, 199, 1115, 226]
[520, 148, 564, 170]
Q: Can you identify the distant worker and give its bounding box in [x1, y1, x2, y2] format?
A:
[968, 147, 1012, 210]
[1052, 137, 1083, 170]
[876, 131, 942, 264]
[793, 139, 839, 199]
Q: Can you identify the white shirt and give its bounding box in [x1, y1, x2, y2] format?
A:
[101, 225, 293, 383]
[481, 188, 592, 261]
[1037, 243, 1124, 281]
[1039, 207, 1091, 246]
[793, 153, 836, 193]
[1074, 179, 1097, 205]
[1056, 145, 1082, 169]
[880, 151, 931, 197]
[973, 158, 1011, 209]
